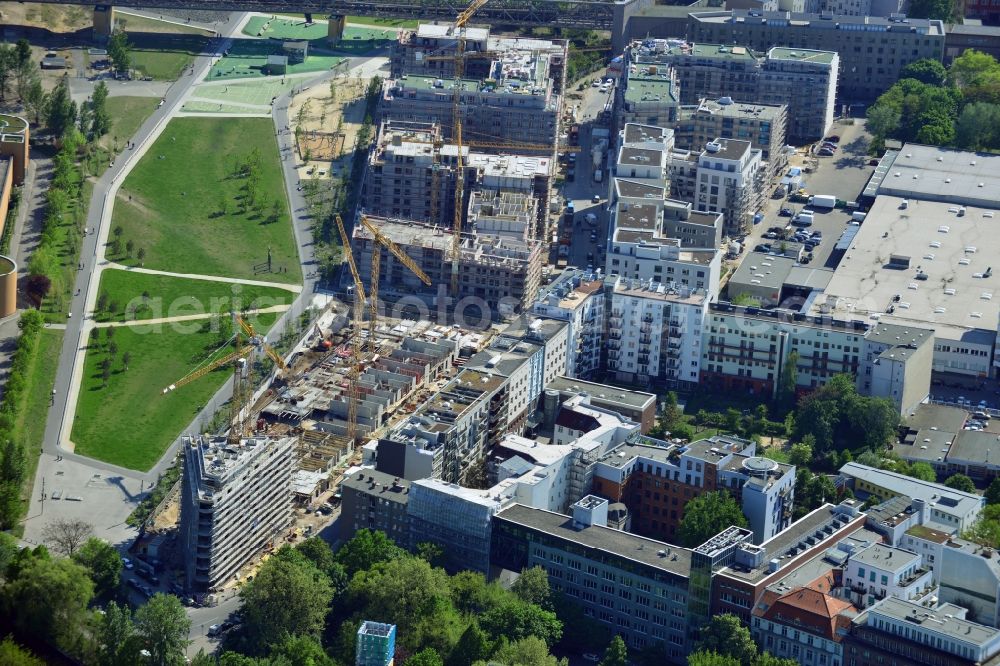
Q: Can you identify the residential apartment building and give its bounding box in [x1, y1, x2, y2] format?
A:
[340, 469, 412, 547]
[607, 277, 709, 389]
[531, 269, 606, 380]
[618, 59, 680, 128]
[352, 216, 543, 317]
[843, 598, 1000, 666]
[838, 463, 984, 532]
[179, 435, 296, 592]
[627, 39, 836, 142]
[690, 138, 765, 235]
[688, 10, 946, 102]
[842, 543, 933, 609]
[544, 376, 657, 433]
[591, 435, 794, 544]
[675, 98, 788, 178]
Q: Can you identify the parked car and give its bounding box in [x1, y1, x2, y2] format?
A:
[779, 207, 794, 217]
[122, 557, 133, 570]
[764, 231, 778, 239]
[868, 158, 880, 166]
[818, 149, 835, 157]
[583, 654, 600, 663]
[208, 625, 222, 638]
[824, 135, 841, 143]
[591, 194, 601, 203]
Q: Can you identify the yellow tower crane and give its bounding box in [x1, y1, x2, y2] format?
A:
[359, 214, 432, 346]
[335, 213, 366, 443]
[163, 314, 287, 445]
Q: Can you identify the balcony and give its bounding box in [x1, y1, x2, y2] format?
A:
[640, 324, 652, 334]
[669, 327, 681, 338]
[642, 315, 654, 323]
[609, 330, 622, 340]
[639, 335, 652, 345]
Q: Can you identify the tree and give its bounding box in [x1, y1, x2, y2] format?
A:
[510, 566, 553, 610]
[89, 81, 111, 138]
[794, 469, 839, 519]
[41, 518, 93, 556]
[122, 351, 132, 371]
[986, 477, 1000, 505]
[137, 248, 146, 264]
[24, 273, 51, 306]
[448, 622, 491, 666]
[754, 654, 800, 666]
[480, 599, 563, 647]
[45, 76, 76, 136]
[485, 636, 566, 666]
[945, 473, 976, 494]
[135, 593, 191, 666]
[72, 537, 123, 597]
[908, 0, 954, 20]
[788, 439, 813, 467]
[270, 634, 335, 666]
[866, 103, 901, 140]
[416, 541, 447, 568]
[778, 350, 798, 410]
[407, 648, 445, 666]
[955, 103, 1000, 151]
[98, 601, 139, 666]
[0, 45, 15, 102]
[335, 528, 405, 575]
[695, 614, 758, 666]
[0, 637, 44, 666]
[677, 491, 748, 547]
[240, 554, 333, 653]
[905, 462, 937, 482]
[22, 72, 45, 126]
[1, 556, 94, 652]
[599, 635, 628, 666]
[108, 29, 133, 76]
[899, 58, 947, 86]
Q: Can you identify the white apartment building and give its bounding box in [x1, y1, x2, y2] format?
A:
[180, 435, 296, 592]
[857, 322, 934, 417]
[607, 276, 709, 388]
[690, 138, 764, 236]
[939, 537, 1000, 628]
[842, 543, 934, 609]
[531, 269, 606, 380]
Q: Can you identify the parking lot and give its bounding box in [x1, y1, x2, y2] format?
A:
[737, 117, 877, 272]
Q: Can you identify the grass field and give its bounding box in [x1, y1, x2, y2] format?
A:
[17, 329, 63, 511]
[127, 31, 211, 80]
[94, 269, 295, 323]
[272, 12, 417, 28]
[37, 170, 86, 324]
[179, 101, 269, 114]
[72, 313, 277, 470]
[103, 97, 158, 149]
[191, 78, 300, 108]
[112, 117, 300, 283]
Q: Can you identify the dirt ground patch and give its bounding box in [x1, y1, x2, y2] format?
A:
[288, 74, 369, 180]
[0, 3, 91, 33]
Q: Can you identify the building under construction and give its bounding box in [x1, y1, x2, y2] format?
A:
[384, 23, 568, 146]
[352, 215, 544, 319]
[363, 120, 553, 237]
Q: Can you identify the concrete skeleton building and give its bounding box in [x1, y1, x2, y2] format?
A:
[363, 120, 553, 236]
[382, 24, 566, 148]
[687, 10, 946, 102]
[179, 435, 296, 592]
[591, 434, 794, 543]
[352, 215, 544, 318]
[624, 39, 837, 142]
[675, 97, 788, 178]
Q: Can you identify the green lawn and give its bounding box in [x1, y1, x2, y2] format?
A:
[72, 313, 277, 470]
[127, 31, 211, 80]
[347, 16, 417, 28]
[17, 329, 63, 509]
[93, 269, 295, 323]
[208, 38, 345, 80]
[112, 117, 300, 283]
[103, 97, 158, 151]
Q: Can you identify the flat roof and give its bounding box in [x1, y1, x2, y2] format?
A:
[867, 597, 1000, 646]
[619, 146, 665, 167]
[624, 73, 677, 106]
[729, 252, 796, 292]
[342, 468, 411, 504]
[623, 123, 670, 144]
[705, 137, 752, 161]
[670, 42, 756, 60]
[812, 195, 1000, 342]
[894, 427, 955, 463]
[495, 504, 693, 577]
[904, 402, 969, 433]
[767, 46, 837, 65]
[905, 524, 952, 544]
[874, 145, 1000, 208]
[616, 179, 665, 200]
[612, 276, 709, 303]
[692, 9, 945, 36]
[851, 542, 920, 570]
[786, 266, 833, 290]
[840, 462, 982, 516]
[693, 97, 786, 120]
[948, 429, 1000, 466]
[545, 376, 656, 410]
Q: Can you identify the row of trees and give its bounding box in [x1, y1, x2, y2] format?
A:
[867, 51, 1000, 152]
[0, 309, 44, 528]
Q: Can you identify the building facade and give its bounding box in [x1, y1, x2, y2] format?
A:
[531, 269, 606, 380]
[675, 98, 788, 178]
[179, 435, 296, 592]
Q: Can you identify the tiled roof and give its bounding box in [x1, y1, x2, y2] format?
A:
[761, 587, 855, 641]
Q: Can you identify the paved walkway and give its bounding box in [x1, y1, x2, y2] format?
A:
[102, 262, 302, 292]
[92, 303, 290, 328]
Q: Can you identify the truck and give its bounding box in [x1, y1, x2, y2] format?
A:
[593, 169, 603, 183]
[809, 194, 837, 209]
